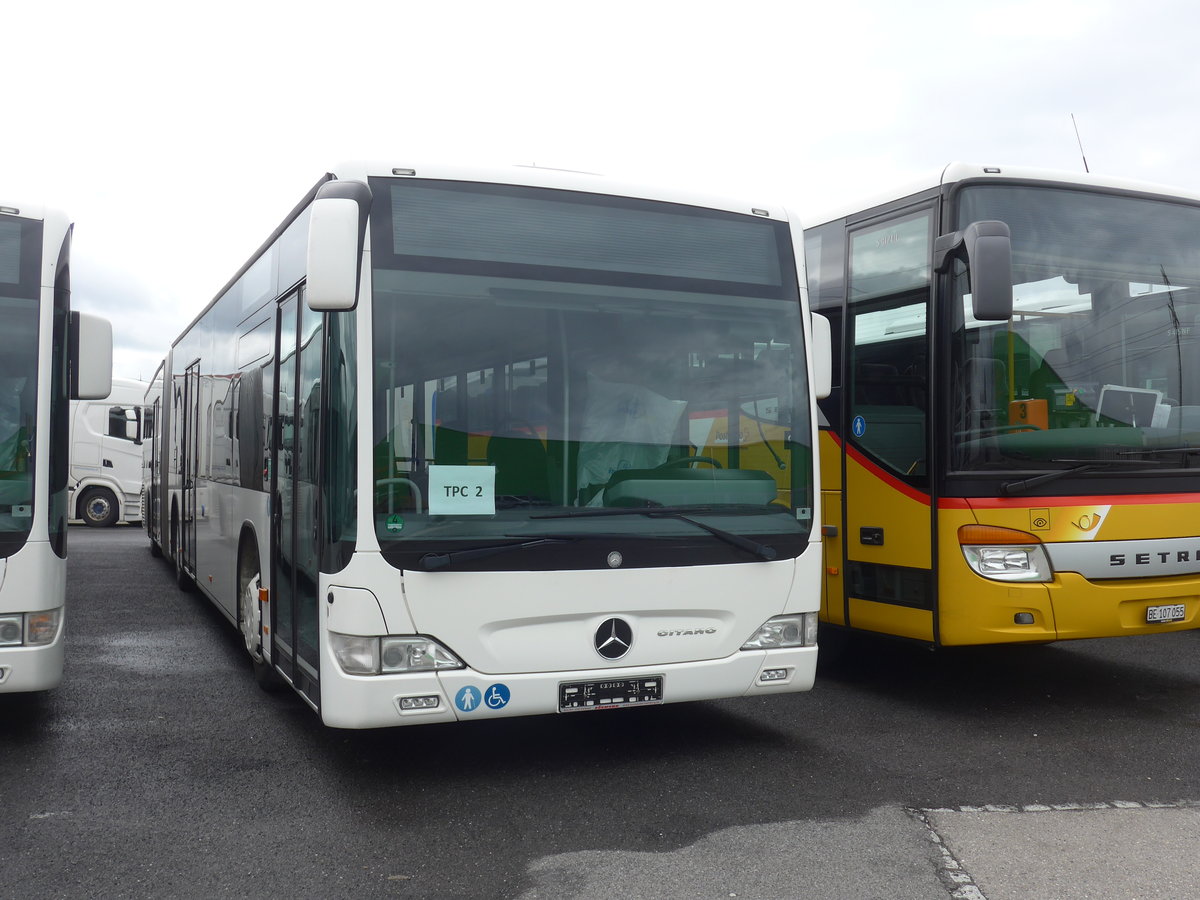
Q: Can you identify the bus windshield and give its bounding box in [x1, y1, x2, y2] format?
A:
[950, 185, 1200, 474]
[369, 178, 813, 567]
[0, 216, 40, 539]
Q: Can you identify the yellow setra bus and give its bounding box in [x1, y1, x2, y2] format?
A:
[805, 163, 1200, 646]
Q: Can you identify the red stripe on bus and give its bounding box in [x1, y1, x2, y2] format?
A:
[940, 493, 1200, 510]
[824, 430, 1200, 511]
[842, 442, 932, 507]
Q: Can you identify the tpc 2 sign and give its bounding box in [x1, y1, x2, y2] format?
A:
[428, 465, 496, 516]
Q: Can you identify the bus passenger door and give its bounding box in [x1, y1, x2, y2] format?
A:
[180, 361, 200, 577]
[841, 207, 936, 642]
[270, 291, 322, 705]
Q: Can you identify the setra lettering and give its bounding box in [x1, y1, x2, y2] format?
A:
[1109, 549, 1200, 567]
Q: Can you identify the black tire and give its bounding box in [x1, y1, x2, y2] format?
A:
[80, 487, 120, 527]
[238, 543, 284, 692]
[171, 511, 193, 592]
[149, 539, 162, 558]
[175, 552, 193, 591]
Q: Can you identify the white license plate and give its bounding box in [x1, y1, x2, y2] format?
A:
[1147, 603, 1186, 624]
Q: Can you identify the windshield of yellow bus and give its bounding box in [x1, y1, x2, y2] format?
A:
[950, 184, 1200, 474]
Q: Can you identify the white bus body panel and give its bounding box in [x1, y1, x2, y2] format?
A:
[69, 377, 147, 524]
[0, 541, 67, 693]
[318, 543, 822, 728]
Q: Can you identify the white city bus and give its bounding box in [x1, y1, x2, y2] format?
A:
[69, 376, 147, 526]
[145, 162, 830, 728]
[0, 199, 111, 693]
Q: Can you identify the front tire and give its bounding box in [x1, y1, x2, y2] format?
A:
[238, 547, 283, 691]
[80, 487, 120, 527]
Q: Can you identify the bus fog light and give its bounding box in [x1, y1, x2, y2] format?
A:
[25, 609, 62, 646]
[760, 668, 790, 682]
[330, 632, 379, 675]
[741, 613, 818, 650]
[380, 637, 464, 673]
[0, 616, 22, 646]
[1014, 612, 1035, 625]
[399, 695, 440, 710]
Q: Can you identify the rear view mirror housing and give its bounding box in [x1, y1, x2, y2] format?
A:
[934, 220, 1014, 321]
[70, 311, 112, 400]
[811, 313, 832, 400]
[306, 180, 372, 312]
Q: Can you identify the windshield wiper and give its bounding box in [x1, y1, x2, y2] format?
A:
[999, 458, 1168, 496]
[1117, 445, 1200, 458]
[419, 537, 577, 572]
[532, 506, 779, 561]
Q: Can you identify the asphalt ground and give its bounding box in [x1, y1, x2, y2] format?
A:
[2, 525, 1198, 899]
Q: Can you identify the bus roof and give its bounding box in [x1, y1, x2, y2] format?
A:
[329, 160, 796, 224]
[807, 162, 1200, 228]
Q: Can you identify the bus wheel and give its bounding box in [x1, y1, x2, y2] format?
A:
[80, 488, 119, 527]
[172, 515, 192, 592]
[238, 551, 283, 691]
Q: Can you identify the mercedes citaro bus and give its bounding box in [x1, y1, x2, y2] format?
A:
[144, 162, 832, 728]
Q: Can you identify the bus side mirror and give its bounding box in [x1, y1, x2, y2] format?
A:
[306, 180, 372, 312]
[933, 220, 1013, 321]
[70, 311, 112, 400]
[811, 313, 832, 400]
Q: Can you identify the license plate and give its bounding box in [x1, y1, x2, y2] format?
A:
[1147, 603, 1186, 624]
[559, 676, 663, 712]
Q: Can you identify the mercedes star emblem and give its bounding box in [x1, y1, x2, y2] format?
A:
[594, 617, 633, 660]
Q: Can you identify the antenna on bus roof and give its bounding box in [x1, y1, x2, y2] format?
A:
[1071, 114, 1090, 173]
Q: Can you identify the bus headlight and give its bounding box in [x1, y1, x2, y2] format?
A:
[379, 637, 463, 673]
[330, 633, 379, 675]
[0, 610, 62, 646]
[25, 609, 62, 646]
[741, 613, 818, 650]
[959, 525, 1052, 583]
[330, 632, 465, 676]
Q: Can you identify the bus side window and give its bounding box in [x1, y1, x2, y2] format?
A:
[847, 209, 932, 480]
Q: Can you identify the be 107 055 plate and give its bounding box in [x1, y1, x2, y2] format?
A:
[1147, 603, 1186, 624]
[559, 676, 663, 712]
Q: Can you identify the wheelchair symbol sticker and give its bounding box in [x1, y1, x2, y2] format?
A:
[852, 415, 867, 438]
[484, 683, 510, 710]
[455, 683, 510, 713]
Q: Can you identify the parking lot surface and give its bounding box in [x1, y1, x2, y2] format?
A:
[2, 526, 1198, 899]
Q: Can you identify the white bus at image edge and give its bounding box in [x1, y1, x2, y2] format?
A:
[0, 199, 112, 693]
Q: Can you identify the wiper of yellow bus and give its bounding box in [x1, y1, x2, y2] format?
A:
[419, 537, 577, 572]
[532, 506, 779, 561]
[999, 458, 1169, 497]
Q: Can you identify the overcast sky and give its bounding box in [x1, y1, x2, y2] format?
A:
[7, 0, 1200, 382]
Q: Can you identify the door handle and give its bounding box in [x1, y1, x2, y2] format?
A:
[860, 527, 884, 546]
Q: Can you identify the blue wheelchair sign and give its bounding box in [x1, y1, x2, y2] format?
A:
[484, 683, 510, 710]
